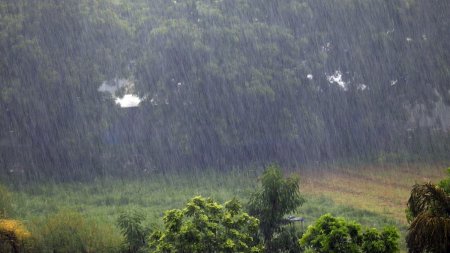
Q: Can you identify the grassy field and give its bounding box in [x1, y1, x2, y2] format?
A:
[299, 163, 447, 224]
[3, 163, 448, 252]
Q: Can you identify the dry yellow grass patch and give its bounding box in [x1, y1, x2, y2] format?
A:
[298, 164, 447, 224]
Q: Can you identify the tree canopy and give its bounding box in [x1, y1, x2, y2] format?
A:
[300, 213, 399, 253]
[247, 164, 304, 250]
[1, 0, 449, 180]
[148, 196, 263, 253]
[406, 171, 450, 253]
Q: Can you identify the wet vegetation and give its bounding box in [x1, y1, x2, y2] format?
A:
[1, 165, 449, 252]
[1, 0, 450, 252]
[1, 0, 450, 180]
[406, 168, 450, 253]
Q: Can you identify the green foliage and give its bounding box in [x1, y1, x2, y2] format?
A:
[300, 214, 399, 253]
[4, 170, 405, 252]
[117, 209, 150, 253]
[0, 184, 13, 219]
[437, 167, 450, 194]
[2, 0, 450, 180]
[148, 196, 263, 253]
[269, 225, 304, 253]
[406, 183, 450, 253]
[362, 227, 399, 253]
[247, 164, 304, 250]
[34, 210, 121, 253]
[300, 214, 362, 253]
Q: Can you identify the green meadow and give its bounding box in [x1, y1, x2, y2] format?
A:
[4, 164, 442, 252]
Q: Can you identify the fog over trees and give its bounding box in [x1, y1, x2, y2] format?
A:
[1, 0, 449, 180]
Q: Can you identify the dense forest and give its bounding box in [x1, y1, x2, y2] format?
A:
[1, 0, 450, 181]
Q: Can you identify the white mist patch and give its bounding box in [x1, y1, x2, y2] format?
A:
[98, 79, 129, 95]
[98, 78, 144, 108]
[327, 70, 347, 90]
[98, 82, 118, 94]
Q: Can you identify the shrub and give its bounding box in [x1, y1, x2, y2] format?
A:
[362, 227, 399, 253]
[35, 210, 121, 253]
[247, 164, 304, 251]
[299, 214, 399, 253]
[0, 219, 31, 253]
[117, 209, 150, 253]
[148, 196, 263, 253]
[269, 224, 303, 253]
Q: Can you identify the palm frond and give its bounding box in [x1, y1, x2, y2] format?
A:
[407, 183, 450, 218]
[406, 212, 450, 253]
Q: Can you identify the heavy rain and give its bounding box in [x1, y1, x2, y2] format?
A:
[0, 0, 449, 252]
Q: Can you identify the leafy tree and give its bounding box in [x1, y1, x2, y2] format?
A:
[247, 164, 304, 251]
[269, 224, 304, 253]
[1, 0, 450, 180]
[148, 196, 263, 253]
[362, 227, 399, 253]
[300, 214, 362, 253]
[300, 213, 399, 253]
[117, 209, 150, 253]
[406, 182, 450, 253]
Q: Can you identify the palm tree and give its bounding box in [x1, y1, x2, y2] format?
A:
[406, 183, 450, 253]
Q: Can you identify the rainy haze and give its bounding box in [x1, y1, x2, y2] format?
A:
[2, 1, 450, 252]
[1, 0, 449, 180]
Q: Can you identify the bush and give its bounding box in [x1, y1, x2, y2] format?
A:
[148, 196, 263, 253]
[34, 210, 121, 253]
[247, 164, 304, 251]
[269, 224, 303, 253]
[117, 209, 150, 253]
[299, 214, 399, 253]
[0, 219, 31, 253]
[362, 227, 399, 253]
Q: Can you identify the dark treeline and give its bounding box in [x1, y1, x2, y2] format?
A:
[1, 0, 449, 181]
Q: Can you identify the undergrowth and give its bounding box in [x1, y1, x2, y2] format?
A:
[1, 166, 432, 252]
